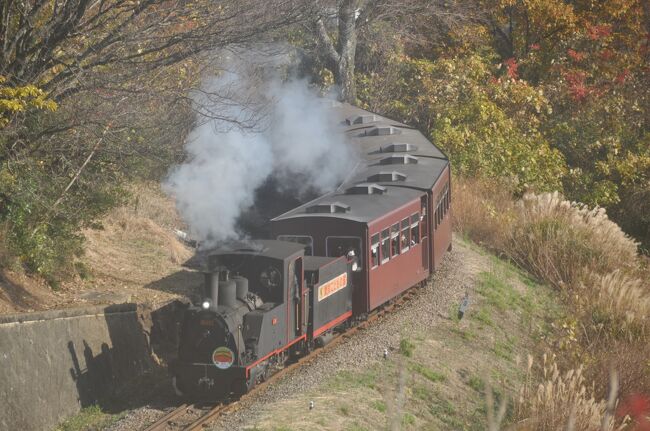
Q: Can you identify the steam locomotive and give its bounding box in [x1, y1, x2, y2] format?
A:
[172, 102, 452, 400]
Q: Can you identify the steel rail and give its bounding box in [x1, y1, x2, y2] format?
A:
[142, 403, 191, 431]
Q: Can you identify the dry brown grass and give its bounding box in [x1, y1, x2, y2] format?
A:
[580, 271, 650, 340]
[123, 182, 185, 230]
[507, 192, 639, 290]
[453, 176, 650, 429]
[452, 176, 515, 249]
[453, 179, 640, 291]
[514, 355, 625, 431]
[80, 181, 193, 288]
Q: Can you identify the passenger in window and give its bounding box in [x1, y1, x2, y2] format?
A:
[401, 233, 409, 250]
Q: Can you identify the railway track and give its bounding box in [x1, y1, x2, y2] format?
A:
[142, 282, 423, 431]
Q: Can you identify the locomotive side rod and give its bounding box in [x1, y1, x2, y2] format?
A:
[142, 283, 423, 431]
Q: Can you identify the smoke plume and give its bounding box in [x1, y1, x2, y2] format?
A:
[164, 56, 357, 246]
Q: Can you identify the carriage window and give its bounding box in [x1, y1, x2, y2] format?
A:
[381, 229, 390, 264]
[410, 214, 420, 245]
[391, 223, 400, 257]
[277, 235, 314, 256]
[326, 236, 362, 263]
[420, 198, 428, 237]
[445, 187, 450, 213]
[370, 234, 380, 268]
[400, 218, 410, 252]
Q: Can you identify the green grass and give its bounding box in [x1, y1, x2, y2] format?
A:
[413, 384, 434, 402]
[55, 405, 123, 431]
[448, 301, 461, 322]
[477, 270, 519, 313]
[473, 306, 495, 327]
[468, 375, 485, 392]
[400, 338, 416, 357]
[492, 339, 515, 361]
[329, 367, 380, 391]
[372, 400, 387, 412]
[402, 413, 416, 426]
[449, 326, 477, 341]
[411, 363, 446, 382]
[430, 397, 456, 416]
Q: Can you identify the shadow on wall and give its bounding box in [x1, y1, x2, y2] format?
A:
[68, 340, 113, 407]
[64, 303, 186, 413]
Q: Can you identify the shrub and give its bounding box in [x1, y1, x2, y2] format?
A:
[357, 53, 568, 193]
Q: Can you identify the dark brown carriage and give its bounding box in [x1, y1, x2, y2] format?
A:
[270, 103, 452, 316]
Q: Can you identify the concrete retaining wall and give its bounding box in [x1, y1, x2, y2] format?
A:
[0, 304, 154, 431]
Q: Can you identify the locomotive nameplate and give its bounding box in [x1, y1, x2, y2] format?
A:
[318, 273, 348, 302]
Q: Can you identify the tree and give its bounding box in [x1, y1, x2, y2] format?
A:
[311, 0, 470, 104]
[0, 0, 309, 281]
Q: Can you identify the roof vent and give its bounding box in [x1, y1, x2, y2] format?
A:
[379, 155, 419, 165]
[346, 114, 377, 125]
[361, 126, 401, 137]
[367, 171, 408, 182]
[380, 143, 418, 153]
[346, 183, 387, 195]
[306, 202, 351, 214]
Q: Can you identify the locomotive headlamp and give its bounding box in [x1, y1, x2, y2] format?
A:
[201, 299, 212, 310]
[351, 261, 359, 272]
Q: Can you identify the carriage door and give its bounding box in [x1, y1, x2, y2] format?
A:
[288, 257, 303, 337]
[420, 196, 429, 271]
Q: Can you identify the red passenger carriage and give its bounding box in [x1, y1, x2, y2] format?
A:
[270, 103, 452, 316]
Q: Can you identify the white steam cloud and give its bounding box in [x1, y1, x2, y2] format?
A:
[164, 58, 357, 246]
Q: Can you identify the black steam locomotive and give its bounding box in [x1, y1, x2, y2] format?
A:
[172, 240, 354, 399]
[173, 102, 452, 400]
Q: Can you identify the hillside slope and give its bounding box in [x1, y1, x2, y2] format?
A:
[0, 183, 200, 314]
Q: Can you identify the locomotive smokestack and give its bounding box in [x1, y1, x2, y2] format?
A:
[205, 272, 219, 309]
[233, 276, 249, 301]
[218, 279, 237, 308]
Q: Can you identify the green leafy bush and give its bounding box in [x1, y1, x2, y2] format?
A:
[358, 53, 567, 193]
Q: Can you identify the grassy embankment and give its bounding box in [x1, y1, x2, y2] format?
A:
[240, 240, 562, 431]
[453, 177, 650, 430]
[242, 176, 650, 430]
